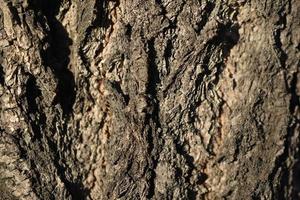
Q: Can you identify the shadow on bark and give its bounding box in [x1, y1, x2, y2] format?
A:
[25, 75, 45, 141]
[290, 72, 300, 199]
[30, 0, 76, 116]
[0, 64, 4, 86]
[25, 1, 87, 199]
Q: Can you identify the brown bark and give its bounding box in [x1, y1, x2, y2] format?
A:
[0, 0, 299, 199]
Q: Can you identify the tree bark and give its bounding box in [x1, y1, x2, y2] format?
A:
[0, 0, 299, 199]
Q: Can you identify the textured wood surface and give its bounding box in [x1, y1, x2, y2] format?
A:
[0, 0, 299, 199]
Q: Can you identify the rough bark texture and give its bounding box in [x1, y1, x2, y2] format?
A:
[0, 0, 299, 199]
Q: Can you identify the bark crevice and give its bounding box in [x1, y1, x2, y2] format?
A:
[145, 37, 162, 199]
[31, 0, 76, 115]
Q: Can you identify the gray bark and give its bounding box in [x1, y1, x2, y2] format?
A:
[0, 0, 299, 199]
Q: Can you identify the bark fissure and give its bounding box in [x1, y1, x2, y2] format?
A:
[31, 0, 76, 115]
[290, 70, 300, 199]
[47, 137, 88, 200]
[145, 37, 162, 199]
[0, 63, 4, 86]
[194, 2, 215, 34]
[272, 7, 288, 69]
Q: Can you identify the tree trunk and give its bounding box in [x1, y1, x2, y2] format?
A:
[0, 0, 299, 199]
